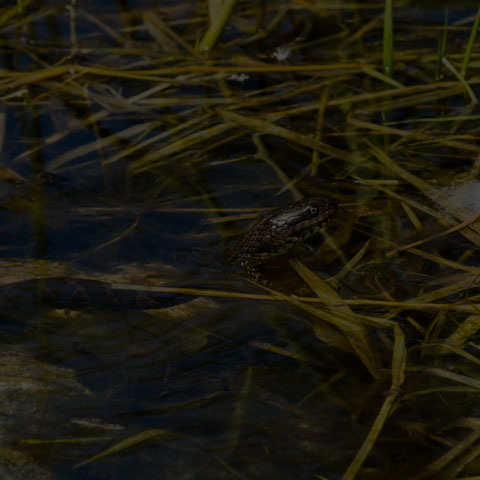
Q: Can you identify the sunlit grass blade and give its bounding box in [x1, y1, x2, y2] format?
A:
[444, 315, 480, 351]
[410, 429, 480, 480]
[333, 239, 370, 282]
[74, 429, 173, 468]
[198, 0, 237, 51]
[133, 123, 233, 174]
[48, 121, 163, 171]
[416, 366, 480, 390]
[143, 11, 197, 55]
[289, 259, 383, 379]
[442, 56, 477, 105]
[362, 67, 403, 88]
[344, 325, 405, 480]
[250, 341, 310, 361]
[218, 108, 357, 164]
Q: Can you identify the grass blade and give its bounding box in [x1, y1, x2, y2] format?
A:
[74, 429, 172, 468]
[436, 8, 448, 80]
[383, 0, 393, 76]
[199, 0, 237, 51]
[461, 5, 480, 77]
[344, 325, 406, 480]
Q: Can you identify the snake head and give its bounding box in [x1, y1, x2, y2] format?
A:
[269, 197, 338, 237]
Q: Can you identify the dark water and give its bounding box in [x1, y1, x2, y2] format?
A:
[1, 1, 480, 479]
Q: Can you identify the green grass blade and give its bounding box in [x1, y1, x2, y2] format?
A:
[198, 0, 236, 51]
[435, 8, 448, 80]
[461, 5, 480, 77]
[383, 0, 393, 76]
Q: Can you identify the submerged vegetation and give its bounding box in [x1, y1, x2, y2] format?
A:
[1, 0, 480, 479]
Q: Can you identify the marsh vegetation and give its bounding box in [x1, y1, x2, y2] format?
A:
[1, 1, 480, 479]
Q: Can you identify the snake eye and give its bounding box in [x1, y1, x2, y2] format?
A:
[306, 206, 318, 217]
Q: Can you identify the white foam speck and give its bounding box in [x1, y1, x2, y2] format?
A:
[273, 46, 292, 61]
[227, 73, 249, 82]
[431, 180, 480, 217]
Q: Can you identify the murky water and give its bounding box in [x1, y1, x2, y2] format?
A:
[1, 1, 480, 479]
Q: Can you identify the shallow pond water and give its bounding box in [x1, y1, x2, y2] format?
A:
[1, 1, 480, 479]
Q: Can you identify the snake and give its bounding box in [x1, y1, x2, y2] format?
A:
[227, 197, 338, 273]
